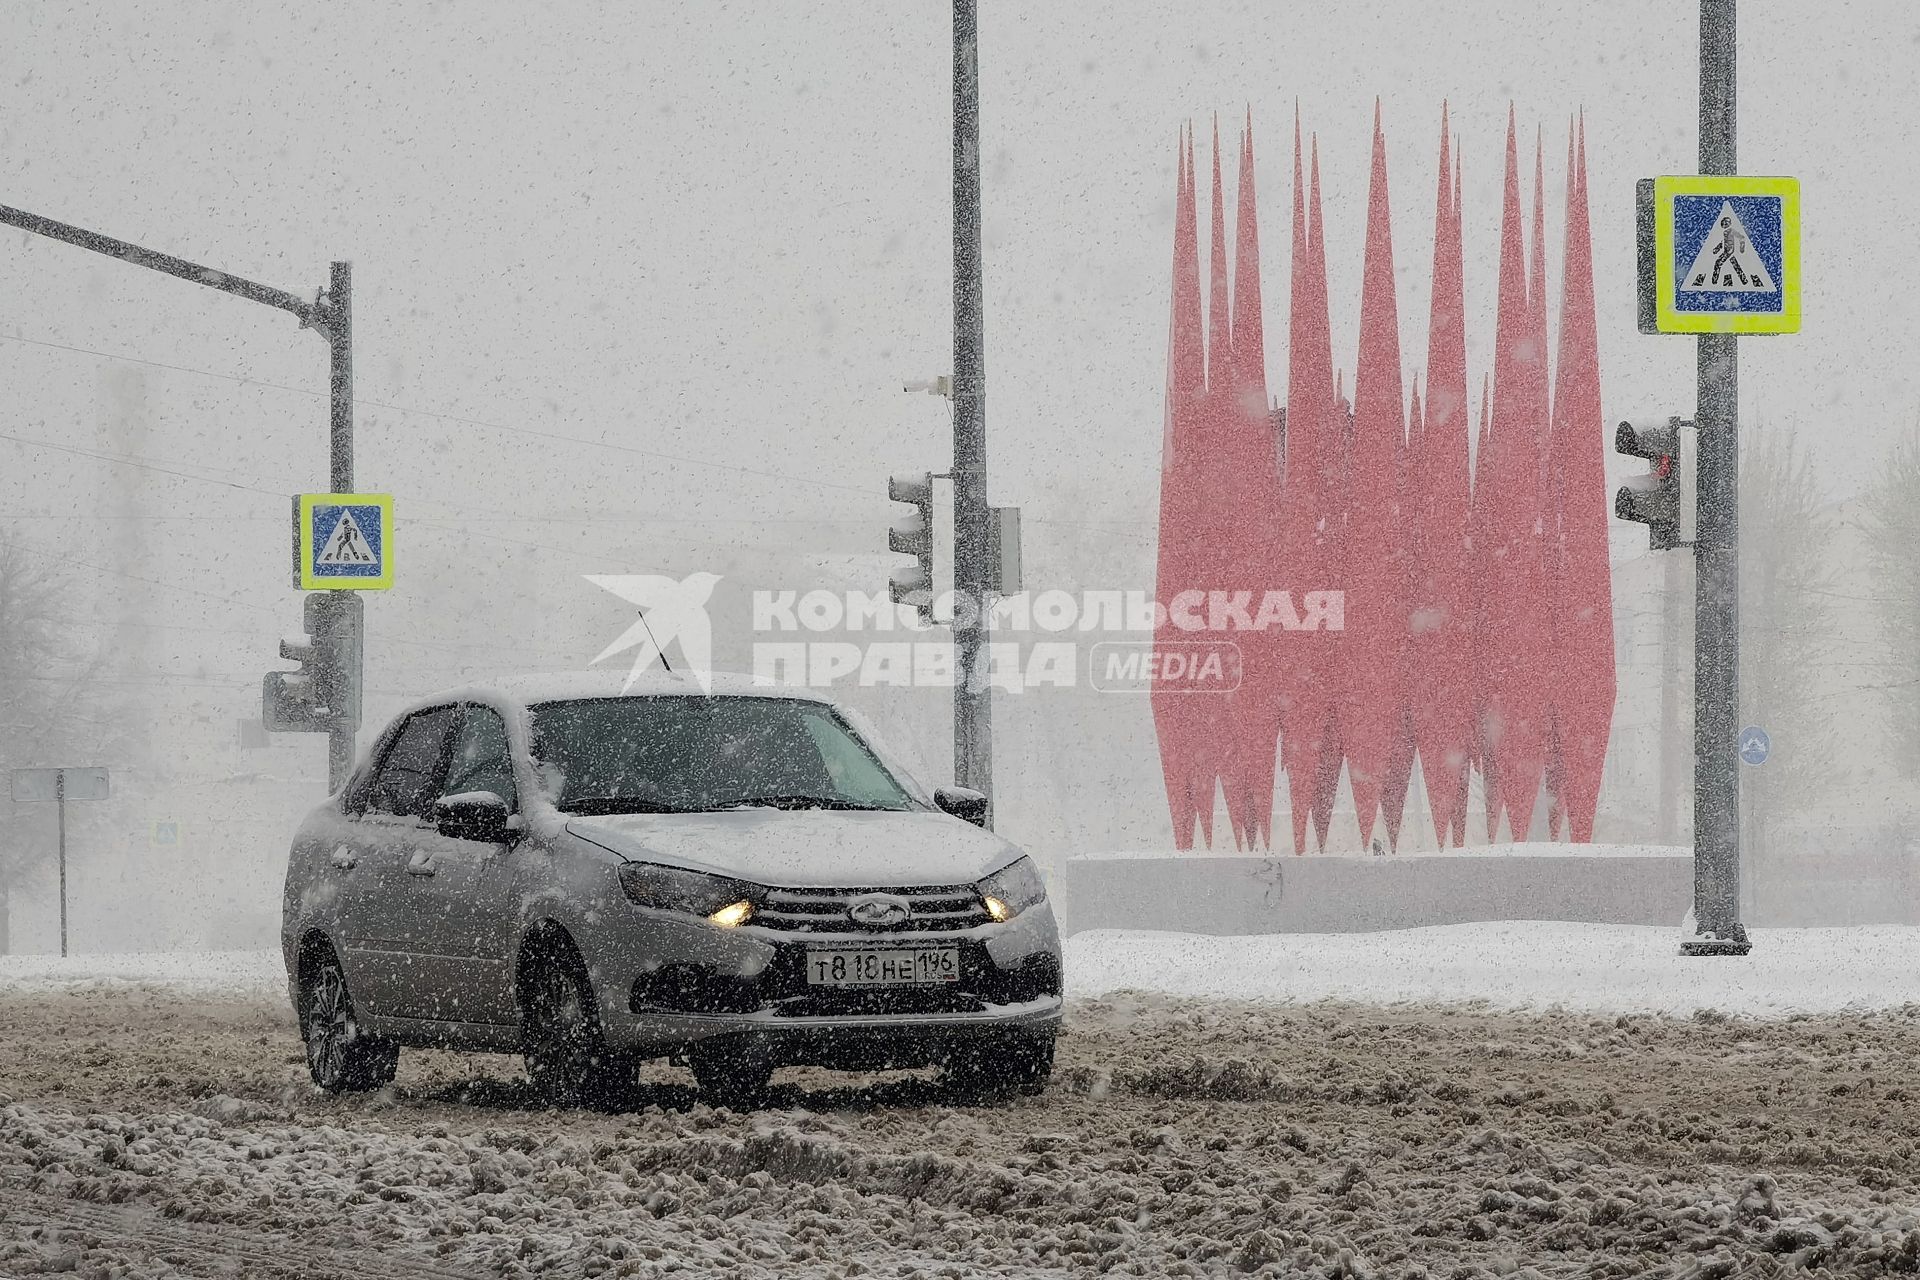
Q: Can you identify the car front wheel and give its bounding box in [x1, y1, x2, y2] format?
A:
[521, 951, 632, 1108]
[300, 949, 399, 1093]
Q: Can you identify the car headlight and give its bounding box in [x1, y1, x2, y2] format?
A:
[976, 856, 1047, 922]
[618, 863, 759, 927]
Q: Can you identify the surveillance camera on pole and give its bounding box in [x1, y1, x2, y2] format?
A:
[1614, 417, 1698, 551]
[887, 471, 935, 624]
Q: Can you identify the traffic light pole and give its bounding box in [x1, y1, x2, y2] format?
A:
[952, 0, 994, 822]
[1687, 0, 1750, 954]
[325, 262, 358, 790]
[0, 204, 360, 792]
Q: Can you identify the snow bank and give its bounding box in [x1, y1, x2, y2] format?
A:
[0, 950, 284, 1001]
[1066, 920, 1920, 1018]
[13, 922, 1920, 1020]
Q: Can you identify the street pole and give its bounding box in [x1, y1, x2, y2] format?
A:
[952, 0, 994, 822]
[0, 205, 362, 794]
[1686, 0, 1751, 954]
[55, 769, 68, 959]
[327, 261, 357, 790]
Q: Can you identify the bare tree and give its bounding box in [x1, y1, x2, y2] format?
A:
[0, 537, 121, 952]
[1861, 432, 1920, 775]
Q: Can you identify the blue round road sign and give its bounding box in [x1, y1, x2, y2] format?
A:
[1738, 726, 1770, 766]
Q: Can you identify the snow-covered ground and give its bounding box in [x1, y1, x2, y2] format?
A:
[9, 922, 1918, 1020]
[1067, 922, 1920, 1018]
[0, 949, 285, 1001]
[8, 971, 1920, 1278]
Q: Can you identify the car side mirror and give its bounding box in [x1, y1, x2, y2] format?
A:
[436, 791, 512, 843]
[934, 786, 989, 828]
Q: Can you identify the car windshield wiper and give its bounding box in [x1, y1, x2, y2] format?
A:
[563, 796, 702, 815]
[723, 793, 898, 812]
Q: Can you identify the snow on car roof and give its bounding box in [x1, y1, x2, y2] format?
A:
[411, 669, 832, 711]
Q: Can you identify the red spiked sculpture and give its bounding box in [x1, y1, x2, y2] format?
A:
[1338, 104, 1412, 848]
[1152, 127, 1215, 850]
[1412, 108, 1475, 848]
[1547, 117, 1615, 842]
[1275, 115, 1341, 854]
[1478, 111, 1555, 840]
[1153, 104, 1611, 853]
[1221, 113, 1285, 849]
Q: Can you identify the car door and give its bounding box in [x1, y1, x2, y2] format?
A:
[306, 717, 398, 971]
[397, 702, 523, 1027]
[345, 703, 459, 1021]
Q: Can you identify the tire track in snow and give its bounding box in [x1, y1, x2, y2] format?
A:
[0, 1187, 485, 1280]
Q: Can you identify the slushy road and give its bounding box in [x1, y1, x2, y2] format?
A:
[3, 983, 1918, 1278]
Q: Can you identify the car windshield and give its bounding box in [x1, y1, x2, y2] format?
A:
[527, 695, 917, 815]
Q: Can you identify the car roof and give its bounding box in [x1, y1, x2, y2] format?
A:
[406, 669, 833, 714]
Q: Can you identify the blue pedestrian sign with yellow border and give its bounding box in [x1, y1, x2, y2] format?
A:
[1648, 175, 1799, 335]
[293, 493, 393, 590]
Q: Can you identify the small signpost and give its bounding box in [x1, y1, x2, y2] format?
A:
[1623, 3, 1799, 958]
[292, 492, 394, 591]
[9, 766, 110, 957]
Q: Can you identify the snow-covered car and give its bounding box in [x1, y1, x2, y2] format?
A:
[279, 672, 1061, 1107]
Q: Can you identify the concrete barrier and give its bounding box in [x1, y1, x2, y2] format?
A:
[1057, 847, 1694, 936]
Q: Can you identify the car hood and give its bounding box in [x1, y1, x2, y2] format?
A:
[564, 808, 1023, 888]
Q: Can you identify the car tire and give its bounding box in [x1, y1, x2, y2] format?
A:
[521, 946, 632, 1109]
[943, 1029, 1055, 1102]
[299, 947, 399, 1094]
[688, 1043, 774, 1110]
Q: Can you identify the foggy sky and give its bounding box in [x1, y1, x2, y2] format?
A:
[0, 2, 1911, 905]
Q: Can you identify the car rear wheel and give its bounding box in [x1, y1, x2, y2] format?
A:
[943, 1029, 1055, 1102]
[688, 1043, 774, 1110]
[521, 949, 631, 1108]
[299, 949, 399, 1093]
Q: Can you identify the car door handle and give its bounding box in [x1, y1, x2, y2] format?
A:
[330, 847, 358, 871]
[407, 860, 437, 877]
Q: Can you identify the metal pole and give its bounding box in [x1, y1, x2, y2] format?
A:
[327, 261, 357, 792]
[0, 205, 318, 321]
[0, 206, 358, 796]
[1686, 0, 1750, 954]
[330, 261, 354, 492]
[55, 769, 67, 959]
[952, 0, 993, 823]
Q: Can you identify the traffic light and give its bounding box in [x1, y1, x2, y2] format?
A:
[888, 471, 934, 622]
[264, 592, 363, 733]
[1614, 417, 1698, 551]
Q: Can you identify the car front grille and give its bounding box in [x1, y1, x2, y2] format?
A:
[754, 884, 992, 933]
[628, 939, 1061, 1018]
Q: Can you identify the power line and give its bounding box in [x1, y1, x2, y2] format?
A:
[0, 428, 283, 497]
[0, 534, 276, 615]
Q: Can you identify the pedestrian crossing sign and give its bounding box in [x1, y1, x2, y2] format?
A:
[1652, 175, 1799, 334]
[294, 493, 394, 590]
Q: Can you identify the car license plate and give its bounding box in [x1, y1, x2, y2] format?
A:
[806, 947, 960, 987]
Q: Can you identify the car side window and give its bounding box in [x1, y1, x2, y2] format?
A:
[365, 706, 458, 820]
[444, 703, 517, 811]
